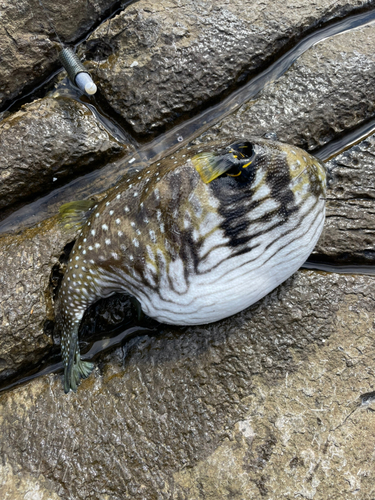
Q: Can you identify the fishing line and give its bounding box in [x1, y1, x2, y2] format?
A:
[36, 0, 63, 46]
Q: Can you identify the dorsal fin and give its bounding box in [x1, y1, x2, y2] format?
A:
[58, 200, 96, 232]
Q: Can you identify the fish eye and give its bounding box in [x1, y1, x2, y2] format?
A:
[224, 142, 256, 181]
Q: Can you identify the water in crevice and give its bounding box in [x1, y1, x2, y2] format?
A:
[314, 116, 375, 161]
[2, 9, 375, 235]
[54, 80, 138, 146]
[302, 260, 375, 276]
[0, 325, 155, 395]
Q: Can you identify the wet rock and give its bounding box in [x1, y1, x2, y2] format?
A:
[83, 0, 374, 136]
[1, 270, 375, 499]
[0, 0, 121, 109]
[0, 96, 129, 214]
[0, 216, 77, 381]
[173, 286, 375, 499]
[314, 133, 375, 263]
[199, 22, 375, 152]
[0, 458, 61, 500]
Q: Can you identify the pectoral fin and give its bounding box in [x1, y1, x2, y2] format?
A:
[192, 152, 237, 183]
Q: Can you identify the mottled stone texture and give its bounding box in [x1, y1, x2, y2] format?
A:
[83, 0, 375, 135]
[1, 271, 375, 499]
[199, 22, 375, 152]
[0, 0, 119, 109]
[0, 217, 76, 381]
[0, 96, 128, 213]
[0, 459, 61, 500]
[314, 134, 375, 263]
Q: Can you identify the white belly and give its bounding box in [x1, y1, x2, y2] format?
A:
[137, 197, 325, 325]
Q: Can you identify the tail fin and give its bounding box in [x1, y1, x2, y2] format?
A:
[64, 333, 94, 393]
[64, 355, 94, 393]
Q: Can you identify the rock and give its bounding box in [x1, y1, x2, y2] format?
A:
[0, 0, 120, 109]
[1, 1, 375, 497]
[173, 283, 375, 498]
[83, 0, 374, 136]
[193, 23, 375, 264]
[313, 133, 375, 263]
[0, 96, 129, 214]
[1, 270, 375, 499]
[0, 458, 61, 500]
[0, 216, 77, 381]
[198, 22, 375, 152]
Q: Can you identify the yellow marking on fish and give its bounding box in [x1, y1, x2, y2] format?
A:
[227, 171, 242, 177]
[242, 161, 252, 169]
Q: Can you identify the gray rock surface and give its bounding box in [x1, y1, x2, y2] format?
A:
[198, 22, 375, 152]
[1, 270, 375, 499]
[83, 0, 375, 136]
[0, 96, 129, 213]
[0, 0, 119, 109]
[0, 217, 76, 381]
[314, 134, 375, 263]
[0, 458, 61, 500]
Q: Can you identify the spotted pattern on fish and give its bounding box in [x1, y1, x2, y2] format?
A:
[54, 137, 326, 392]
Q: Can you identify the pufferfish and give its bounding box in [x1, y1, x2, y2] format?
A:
[55, 137, 326, 392]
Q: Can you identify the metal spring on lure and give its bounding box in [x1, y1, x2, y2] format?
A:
[37, 0, 97, 95]
[59, 48, 97, 95]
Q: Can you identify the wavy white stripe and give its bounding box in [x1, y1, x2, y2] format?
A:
[136, 196, 325, 324]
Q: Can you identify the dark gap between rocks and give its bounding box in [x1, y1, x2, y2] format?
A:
[79, 89, 140, 147]
[0, 322, 158, 395]
[0, 287, 160, 395]
[303, 258, 375, 275]
[314, 115, 375, 162]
